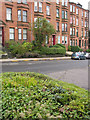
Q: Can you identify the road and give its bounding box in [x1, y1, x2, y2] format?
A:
[2, 60, 89, 90]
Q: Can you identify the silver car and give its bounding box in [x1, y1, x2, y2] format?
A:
[71, 52, 86, 60]
[84, 52, 90, 59]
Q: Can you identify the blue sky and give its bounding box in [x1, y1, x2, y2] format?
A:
[70, 0, 90, 9]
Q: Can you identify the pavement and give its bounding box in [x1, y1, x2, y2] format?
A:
[0, 57, 71, 63]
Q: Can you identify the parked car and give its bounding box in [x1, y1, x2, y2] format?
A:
[83, 52, 90, 59]
[71, 52, 86, 60]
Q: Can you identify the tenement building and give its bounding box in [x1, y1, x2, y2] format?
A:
[0, 0, 89, 50]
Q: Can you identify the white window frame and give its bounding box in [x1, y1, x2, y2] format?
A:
[6, 8, 12, 20]
[56, 22, 59, 31]
[65, 36, 67, 44]
[70, 28, 72, 35]
[39, 2, 42, 13]
[23, 28, 27, 40]
[46, 6, 50, 15]
[18, 10, 21, 21]
[62, 36, 64, 44]
[23, 10, 27, 22]
[65, 0, 68, 6]
[62, 23, 64, 32]
[70, 16, 73, 24]
[58, 36, 60, 44]
[18, 28, 22, 40]
[9, 28, 14, 40]
[70, 5, 72, 12]
[56, 0, 59, 4]
[56, 9, 59, 17]
[65, 23, 67, 32]
[73, 6, 75, 13]
[76, 18, 78, 26]
[62, 0, 64, 6]
[76, 8, 78, 14]
[34, 18, 37, 28]
[34, 1, 38, 12]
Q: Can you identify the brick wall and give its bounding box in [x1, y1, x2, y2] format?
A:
[0, 0, 89, 50]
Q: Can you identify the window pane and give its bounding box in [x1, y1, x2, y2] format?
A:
[65, 36, 67, 44]
[62, 11, 64, 19]
[62, 23, 64, 31]
[58, 36, 60, 43]
[18, 0, 21, 3]
[18, 10, 21, 21]
[46, 6, 50, 15]
[39, 2, 42, 12]
[9, 28, 14, 40]
[23, 11, 27, 22]
[6, 8, 12, 20]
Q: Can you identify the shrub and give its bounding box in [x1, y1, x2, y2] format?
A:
[56, 44, 66, 49]
[68, 46, 71, 51]
[1, 72, 89, 119]
[40, 47, 66, 55]
[22, 42, 33, 52]
[86, 49, 90, 53]
[71, 46, 83, 52]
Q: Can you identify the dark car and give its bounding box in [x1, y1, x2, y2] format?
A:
[71, 52, 86, 60]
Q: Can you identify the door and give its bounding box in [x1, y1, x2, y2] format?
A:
[79, 40, 81, 47]
[52, 35, 55, 45]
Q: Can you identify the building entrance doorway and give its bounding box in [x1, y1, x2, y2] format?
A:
[79, 40, 81, 48]
[52, 35, 55, 45]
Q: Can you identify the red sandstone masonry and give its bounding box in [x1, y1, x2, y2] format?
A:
[0, 0, 89, 50]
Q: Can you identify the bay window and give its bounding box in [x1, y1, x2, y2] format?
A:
[23, 10, 27, 22]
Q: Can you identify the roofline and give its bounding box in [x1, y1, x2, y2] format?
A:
[69, 2, 89, 11]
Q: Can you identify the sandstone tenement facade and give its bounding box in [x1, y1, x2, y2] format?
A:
[0, 0, 89, 50]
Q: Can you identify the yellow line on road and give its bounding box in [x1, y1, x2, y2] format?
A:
[12, 60, 19, 62]
[33, 59, 38, 61]
[23, 60, 29, 61]
[50, 58, 54, 60]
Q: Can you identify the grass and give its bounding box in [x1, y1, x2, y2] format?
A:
[1, 72, 89, 119]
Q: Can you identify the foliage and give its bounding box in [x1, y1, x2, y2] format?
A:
[22, 42, 33, 52]
[1, 72, 89, 119]
[71, 46, 83, 52]
[5, 41, 34, 57]
[68, 46, 71, 51]
[32, 17, 56, 49]
[40, 47, 66, 55]
[86, 49, 90, 53]
[56, 44, 66, 49]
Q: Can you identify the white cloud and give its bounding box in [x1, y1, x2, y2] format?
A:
[70, 0, 90, 9]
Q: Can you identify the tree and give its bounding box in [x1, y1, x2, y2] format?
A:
[32, 17, 56, 49]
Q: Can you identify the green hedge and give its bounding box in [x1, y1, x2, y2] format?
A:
[49, 44, 66, 49]
[71, 46, 83, 52]
[40, 47, 66, 55]
[86, 49, 90, 53]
